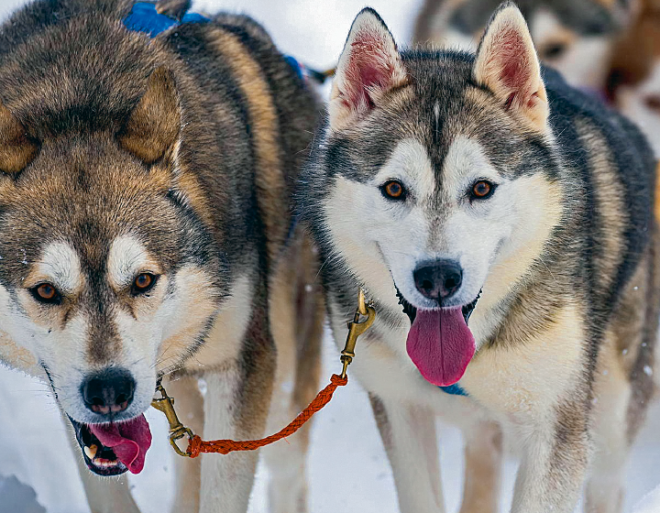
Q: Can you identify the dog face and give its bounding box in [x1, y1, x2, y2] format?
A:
[330, 135, 552, 313]
[305, 5, 562, 385]
[416, 0, 632, 90]
[0, 68, 224, 475]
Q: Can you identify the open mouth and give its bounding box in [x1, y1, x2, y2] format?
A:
[396, 288, 481, 325]
[70, 414, 152, 476]
[396, 287, 481, 387]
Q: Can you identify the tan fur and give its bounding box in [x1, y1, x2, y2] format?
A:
[0, 332, 38, 374]
[156, 0, 190, 20]
[209, 27, 286, 265]
[118, 67, 180, 164]
[608, 0, 660, 89]
[0, 103, 38, 173]
[263, 229, 323, 513]
[460, 422, 503, 513]
[581, 119, 629, 293]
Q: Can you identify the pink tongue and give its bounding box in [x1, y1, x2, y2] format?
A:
[89, 414, 152, 474]
[406, 307, 475, 387]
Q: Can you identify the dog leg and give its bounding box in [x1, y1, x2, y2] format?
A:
[585, 350, 632, 513]
[510, 412, 588, 513]
[263, 237, 323, 513]
[65, 421, 140, 513]
[370, 395, 445, 513]
[199, 335, 275, 513]
[262, 287, 306, 513]
[459, 420, 503, 513]
[167, 376, 205, 513]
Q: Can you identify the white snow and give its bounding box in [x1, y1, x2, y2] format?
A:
[633, 486, 660, 513]
[3, 334, 660, 513]
[1, 0, 660, 512]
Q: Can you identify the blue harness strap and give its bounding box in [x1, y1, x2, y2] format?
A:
[123, 2, 209, 37]
[123, 3, 308, 86]
[438, 383, 468, 396]
[283, 56, 305, 82]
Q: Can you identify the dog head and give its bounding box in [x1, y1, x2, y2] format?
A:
[0, 66, 224, 475]
[415, 0, 634, 90]
[304, 4, 562, 386]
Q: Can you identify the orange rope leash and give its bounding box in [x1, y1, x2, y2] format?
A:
[186, 374, 347, 457]
[151, 289, 375, 459]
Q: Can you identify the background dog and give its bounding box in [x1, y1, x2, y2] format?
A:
[413, 0, 635, 91]
[300, 3, 659, 512]
[0, 0, 323, 512]
[607, 0, 660, 156]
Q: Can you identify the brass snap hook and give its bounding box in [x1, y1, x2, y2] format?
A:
[151, 382, 195, 457]
[340, 288, 376, 379]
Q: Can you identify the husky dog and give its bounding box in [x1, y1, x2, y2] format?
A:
[608, 0, 660, 157]
[0, 0, 323, 512]
[300, 4, 659, 512]
[413, 0, 635, 91]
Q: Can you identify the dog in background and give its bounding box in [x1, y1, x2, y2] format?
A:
[0, 0, 323, 512]
[301, 3, 659, 512]
[414, 0, 636, 91]
[607, 0, 660, 157]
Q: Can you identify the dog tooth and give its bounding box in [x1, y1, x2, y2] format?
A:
[84, 444, 98, 459]
[95, 458, 118, 468]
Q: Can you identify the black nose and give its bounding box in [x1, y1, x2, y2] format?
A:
[413, 260, 463, 302]
[81, 368, 135, 415]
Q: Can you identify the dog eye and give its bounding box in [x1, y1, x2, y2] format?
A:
[382, 180, 407, 200]
[471, 180, 496, 200]
[31, 283, 62, 304]
[644, 95, 660, 112]
[132, 273, 158, 295]
[542, 42, 567, 60]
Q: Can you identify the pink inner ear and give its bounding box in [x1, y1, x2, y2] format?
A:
[495, 27, 533, 107]
[343, 30, 397, 111]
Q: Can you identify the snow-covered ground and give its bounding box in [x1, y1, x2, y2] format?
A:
[1, 0, 660, 512]
[3, 335, 660, 513]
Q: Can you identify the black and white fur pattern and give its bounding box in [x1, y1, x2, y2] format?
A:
[300, 4, 659, 512]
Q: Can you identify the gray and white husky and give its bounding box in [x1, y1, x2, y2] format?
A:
[300, 3, 660, 512]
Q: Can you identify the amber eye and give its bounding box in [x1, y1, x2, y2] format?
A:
[32, 283, 61, 304]
[471, 180, 495, 200]
[132, 273, 157, 295]
[382, 180, 406, 200]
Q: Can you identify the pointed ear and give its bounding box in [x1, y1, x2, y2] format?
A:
[329, 8, 408, 131]
[118, 67, 180, 164]
[156, 0, 191, 21]
[0, 103, 38, 174]
[474, 3, 549, 132]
